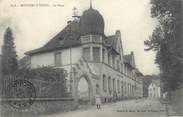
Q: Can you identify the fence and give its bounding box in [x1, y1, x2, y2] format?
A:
[0, 75, 78, 116]
[0, 75, 70, 98]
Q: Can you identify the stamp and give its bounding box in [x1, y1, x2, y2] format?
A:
[6, 79, 36, 110]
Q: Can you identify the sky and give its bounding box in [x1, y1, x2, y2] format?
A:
[0, 0, 159, 75]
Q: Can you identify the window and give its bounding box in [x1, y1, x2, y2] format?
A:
[112, 54, 115, 68]
[83, 47, 90, 61]
[55, 52, 62, 66]
[117, 60, 120, 71]
[108, 53, 111, 65]
[121, 81, 123, 95]
[124, 82, 126, 94]
[113, 79, 116, 92]
[128, 84, 130, 96]
[108, 77, 111, 91]
[117, 80, 120, 93]
[103, 75, 107, 92]
[93, 47, 100, 62]
[102, 49, 105, 62]
[121, 64, 123, 73]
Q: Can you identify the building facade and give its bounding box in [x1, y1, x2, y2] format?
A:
[148, 80, 161, 98]
[26, 6, 143, 103]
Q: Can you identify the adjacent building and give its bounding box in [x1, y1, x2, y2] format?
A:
[25, 6, 143, 103]
[148, 79, 161, 98]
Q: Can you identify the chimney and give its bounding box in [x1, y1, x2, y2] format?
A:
[115, 30, 121, 38]
[67, 20, 72, 25]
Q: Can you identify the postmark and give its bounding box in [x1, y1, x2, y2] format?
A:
[6, 79, 36, 110]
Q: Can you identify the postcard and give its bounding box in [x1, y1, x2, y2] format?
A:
[0, 0, 182, 117]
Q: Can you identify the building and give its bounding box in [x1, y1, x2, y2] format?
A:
[143, 75, 160, 97]
[148, 79, 161, 98]
[25, 6, 143, 103]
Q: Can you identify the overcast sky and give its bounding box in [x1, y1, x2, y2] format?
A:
[0, 0, 159, 75]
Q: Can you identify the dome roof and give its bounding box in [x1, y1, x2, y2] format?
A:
[80, 8, 105, 35]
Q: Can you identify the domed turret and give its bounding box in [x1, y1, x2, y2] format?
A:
[80, 7, 105, 35]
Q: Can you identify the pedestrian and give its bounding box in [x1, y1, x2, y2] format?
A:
[95, 94, 102, 109]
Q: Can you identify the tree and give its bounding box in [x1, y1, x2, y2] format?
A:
[16, 67, 69, 97]
[1, 27, 18, 75]
[145, 0, 182, 92]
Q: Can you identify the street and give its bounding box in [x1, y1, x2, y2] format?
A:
[42, 98, 167, 117]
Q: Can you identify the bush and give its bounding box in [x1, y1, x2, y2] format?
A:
[14, 67, 69, 98]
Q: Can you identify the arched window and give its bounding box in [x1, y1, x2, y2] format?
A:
[108, 76, 111, 92]
[124, 82, 126, 95]
[113, 79, 116, 92]
[121, 81, 123, 96]
[117, 80, 120, 93]
[103, 75, 107, 92]
[108, 53, 111, 65]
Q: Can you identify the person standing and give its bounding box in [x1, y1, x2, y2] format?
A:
[95, 94, 101, 109]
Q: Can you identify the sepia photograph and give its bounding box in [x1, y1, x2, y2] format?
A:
[0, 0, 182, 117]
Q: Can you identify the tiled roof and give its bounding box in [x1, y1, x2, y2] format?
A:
[25, 21, 81, 55]
[26, 21, 120, 55]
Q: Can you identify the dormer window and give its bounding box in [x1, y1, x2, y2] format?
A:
[59, 39, 64, 45]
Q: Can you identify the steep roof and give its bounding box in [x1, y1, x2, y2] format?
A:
[26, 21, 120, 55]
[25, 21, 81, 55]
[25, 8, 120, 56]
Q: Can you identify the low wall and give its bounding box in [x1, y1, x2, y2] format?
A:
[0, 98, 78, 117]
